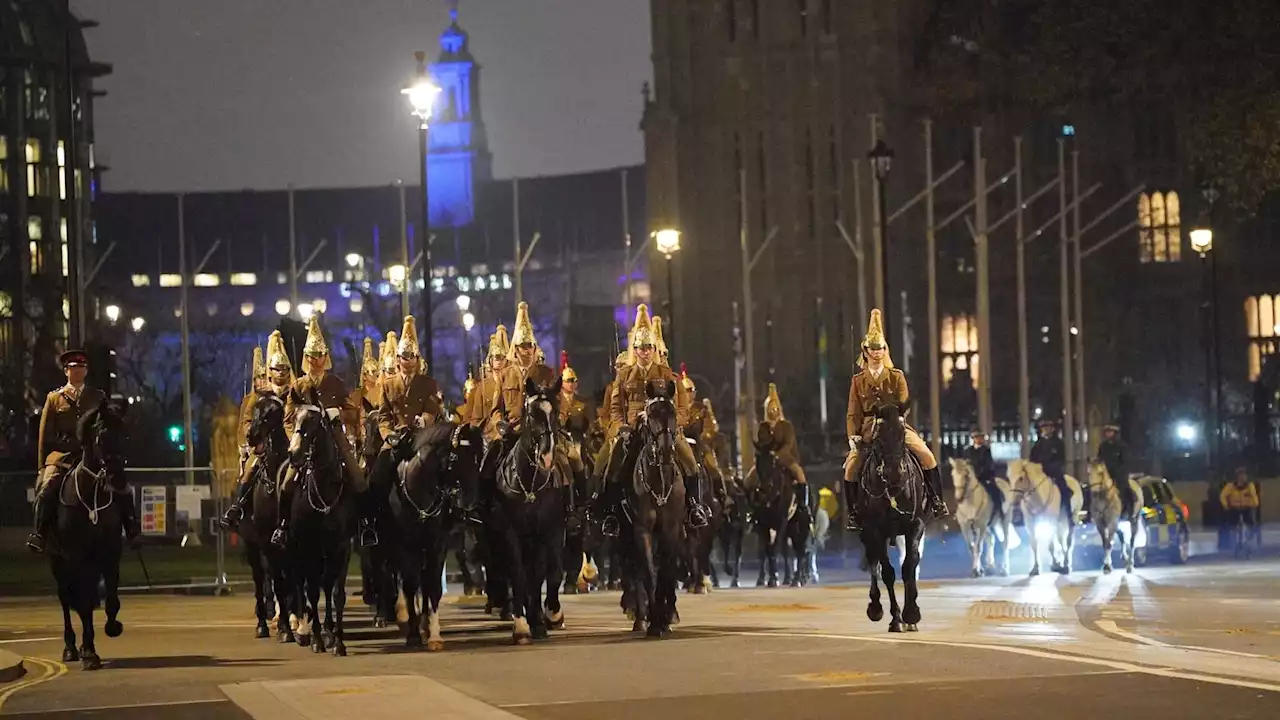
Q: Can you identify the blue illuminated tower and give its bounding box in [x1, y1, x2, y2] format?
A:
[426, 5, 492, 228]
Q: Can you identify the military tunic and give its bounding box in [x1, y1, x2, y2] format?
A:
[609, 362, 690, 430]
[757, 419, 801, 467]
[286, 373, 358, 431]
[496, 361, 557, 427]
[1097, 437, 1128, 485]
[464, 374, 503, 428]
[559, 394, 591, 438]
[37, 385, 106, 469]
[845, 367, 909, 442]
[378, 373, 443, 441]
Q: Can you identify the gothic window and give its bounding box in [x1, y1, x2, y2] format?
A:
[25, 138, 41, 197]
[1245, 294, 1279, 381]
[821, 0, 833, 34]
[797, 0, 808, 37]
[940, 313, 979, 389]
[1138, 191, 1181, 263]
[726, 0, 737, 42]
[0, 136, 7, 194]
[27, 216, 43, 275]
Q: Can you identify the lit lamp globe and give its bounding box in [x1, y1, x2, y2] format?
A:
[1190, 227, 1213, 255]
[654, 228, 682, 258]
[402, 78, 440, 123]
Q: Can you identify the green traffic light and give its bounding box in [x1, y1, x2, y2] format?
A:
[167, 426, 181, 444]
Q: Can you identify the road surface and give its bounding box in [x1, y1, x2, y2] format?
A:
[2, 559, 1278, 718]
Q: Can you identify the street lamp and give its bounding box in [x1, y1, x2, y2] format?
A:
[455, 293, 471, 313]
[654, 228, 681, 350]
[130, 316, 145, 333]
[403, 51, 440, 371]
[105, 304, 121, 324]
[868, 138, 895, 341]
[1193, 198, 1222, 481]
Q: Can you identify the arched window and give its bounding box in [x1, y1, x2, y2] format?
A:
[1246, 294, 1280, 381]
[940, 313, 979, 389]
[1139, 191, 1181, 263]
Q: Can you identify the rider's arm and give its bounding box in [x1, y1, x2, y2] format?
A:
[893, 369, 910, 411]
[846, 376, 863, 441]
[609, 368, 628, 427]
[377, 379, 400, 441]
[36, 391, 54, 470]
[1219, 484, 1235, 509]
[673, 372, 691, 428]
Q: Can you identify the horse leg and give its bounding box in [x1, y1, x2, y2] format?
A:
[102, 546, 123, 640]
[1100, 523, 1114, 574]
[730, 530, 742, 588]
[636, 529, 657, 634]
[56, 566, 79, 663]
[866, 539, 884, 623]
[76, 565, 101, 670]
[1123, 516, 1136, 573]
[424, 531, 447, 652]
[880, 544, 902, 633]
[755, 525, 768, 587]
[965, 521, 982, 578]
[543, 528, 566, 631]
[321, 578, 336, 649]
[1028, 515, 1043, 576]
[998, 516, 1012, 577]
[902, 526, 924, 631]
[505, 523, 533, 645]
[983, 524, 997, 574]
[306, 562, 325, 653]
[329, 544, 350, 657]
[272, 560, 296, 643]
[401, 553, 423, 648]
[250, 548, 270, 638]
[767, 522, 781, 587]
[1062, 523, 1075, 575]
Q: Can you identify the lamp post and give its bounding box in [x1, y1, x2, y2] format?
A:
[654, 228, 681, 352]
[457, 293, 473, 376]
[403, 51, 440, 370]
[1192, 186, 1222, 480]
[868, 139, 895, 340]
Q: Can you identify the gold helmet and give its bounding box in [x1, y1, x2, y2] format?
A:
[858, 308, 894, 369]
[382, 331, 399, 374]
[652, 316, 669, 365]
[702, 398, 719, 434]
[629, 304, 655, 351]
[463, 364, 477, 402]
[251, 345, 267, 381]
[509, 302, 538, 356]
[560, 350, 577, 384]
[680, 362, 694, 394]
[396, 316, 422, 373]
[266, 330, 294, 374]
[488, 324, 511, 364]
[360, 337, 380, 379]
[302, 315, 332, 370]
[763, 382, 785, 420]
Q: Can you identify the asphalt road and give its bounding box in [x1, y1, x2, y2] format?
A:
[2, 559, 1279, 719]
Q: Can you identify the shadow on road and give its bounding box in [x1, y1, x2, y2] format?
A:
[104, 655, 283, 670]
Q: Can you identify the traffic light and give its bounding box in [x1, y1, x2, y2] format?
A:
[167, 424, 186, 451]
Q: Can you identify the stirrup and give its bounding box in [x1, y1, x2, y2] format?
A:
[845, 513, 862, 532]
[601, 514, 621, 538]
[931, 496, 951, 518]
[688, 504, 710, 529]
[26, 533, 46, 554]
[271, 527, 288, 548]
[218, 506, 243, 530]
[359, 522, 379, 548]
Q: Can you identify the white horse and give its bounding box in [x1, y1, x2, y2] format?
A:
[1007, 459, 1083, 576]
[1086, 462, 1143, 574]
[949, 458, 1016, 577]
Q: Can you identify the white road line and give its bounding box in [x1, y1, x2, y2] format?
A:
[3, 698, 229, 716]
[1095, 620, 1274, 660]
[0, 638, 58, 645]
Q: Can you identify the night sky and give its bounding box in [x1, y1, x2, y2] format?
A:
[77, 0, 651, 192]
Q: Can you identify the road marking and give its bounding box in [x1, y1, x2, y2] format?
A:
[3, 698, 229, 716]
[1095, 620, 1275, 660]
[0, 638, 58, 645]
[0, 658, 67, 713]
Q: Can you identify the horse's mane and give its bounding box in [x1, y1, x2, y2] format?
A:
[76, 401, 120, 445]
[412, 423, 457, 455]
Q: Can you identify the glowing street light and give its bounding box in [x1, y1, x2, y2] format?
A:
[462, 312, 475, 332]
[388, 264, 407, 288]
[654, 228, 682, 258]
[297, 303, 314, 321]
[130, 316, 145, 332]
[402, 77, 441, 125]
[455, 294, 471, 312]
[1190, 227, 1213, 256]
[105, 304, 121, 324]
[345, 253, 363, 268]
[275, 299, 291, 316]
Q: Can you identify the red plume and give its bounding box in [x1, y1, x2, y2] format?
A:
[560, 350, 569, 371]
[680, 361, 688, 378]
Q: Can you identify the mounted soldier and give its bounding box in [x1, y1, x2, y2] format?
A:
[220, 334, 295, 529]
[964, 429, 1003, 513]
[681, 369, 722, 483]
[377, 316, 447, 530]
[592, 304, 703, 536]
[1096, 422, 1134, 517]
[653, 317, 711, 527]
[755, 383, 811, 525]
[272, 316, 367, 548]
[843, 309, 948, 531]
[464, 324, 510, 447]
[1030, 418, 1072, 521]
[28, 350, 137, 553]
[348, 338, 384, 455]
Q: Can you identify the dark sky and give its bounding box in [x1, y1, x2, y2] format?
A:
[76, 0, 652, 192]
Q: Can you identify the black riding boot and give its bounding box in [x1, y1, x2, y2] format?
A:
[685, 472, 710, 528]
[1054, 478, 1074, 523]
[271, 481, 294, 549]
[794, 483, 812, 524]
[925, 467, 949, 518]
[118, 488, 140, 544]
[219, 479, 256, 530]
[844, 481, 862, 532]
[26, 478, 59, 553]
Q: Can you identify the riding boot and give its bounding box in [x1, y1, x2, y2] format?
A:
[793, 483, 812, 524]
[844, 481, 862, 532]
[26, 477, 59, 553]
[685, 472, 710, 528]
[219, 479, 256, 530]
[271, 480, 294, 549]
[925, 467, 950, 518]
[118, 488, 141, 545]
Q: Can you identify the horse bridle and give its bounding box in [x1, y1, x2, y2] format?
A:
[638, 395, 677, 507]
[500, 395, 556, 503]
[295, 404, 343, 515]
[73, 417, 124, 526]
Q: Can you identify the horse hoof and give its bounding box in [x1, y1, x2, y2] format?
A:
[406, 634, 423, 649]
[1102, 566, 1113, 575]
[332, 643, 347, 657]
[867, 604, 884, 623]
[513, 633, 533, 646]
[312, 641, 326, 654]
[632, 618, 645, 633]
[971, 569, 982, 578]
[767, 578, 778, 588]
[1057, 567, 1071, 576]
[255, 625, 270, 639]
[1125, 565, 1134, 574]
[62, 647, 79, 662]
[81, 654, 102, 671]
[789, 580, 801, 588]
[1028, 568, 1040, 577]
[888, 623, 903, 634]
[904, 624, 919, 632]
[545, 612, 565, 630]
[426, 639, 445, 653]
[298, 634, 312, 647]
[532, 626, 549, 640]
[998, 569, 1010, 578]
[624, 609, 636, 621]
[500, 609, 513, 622]
[730, 580, 740, 589]
[373, 618, 387, 629]
[646, 626, 668, 639]
[278, 632, 294, 644]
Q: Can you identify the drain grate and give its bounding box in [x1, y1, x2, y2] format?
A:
[968, 600, 1050, 621]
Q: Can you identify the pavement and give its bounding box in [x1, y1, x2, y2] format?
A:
[2, 554, 1280, 718]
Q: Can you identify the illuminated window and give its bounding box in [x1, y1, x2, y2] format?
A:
[312, 299, 327, 314]
[25, 138, 40, 197]
[1245, 294, 1280, 381]
[27, 216, 41, 241]
[193, 273, 220, 287]
[0, 136, 8, 194]
[305, 270, 333, 284]
[61, 241, 68, 277]
[348, 297, 364, 313]
[0, 290, 11, 318]
[1138, 191, 1181, 263]
[240, 302, 255, 317]
[940, 314, 980, 389]
[57, 141, 66, 200]
[131, 274, 151, 287]
[160, 273, 182, 287]
[229, 273, 257, 286]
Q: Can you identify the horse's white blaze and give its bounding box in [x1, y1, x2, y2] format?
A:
[513, 616, 531, 637]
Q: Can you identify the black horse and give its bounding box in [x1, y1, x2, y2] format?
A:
[285, 401, 356, 656]
[682, 426, 722, 594]
[395, 422, 483, 651]
[492, 376, 567, 644]
[238, 394, 298, 643]
[48, 400, 128, 670]
[713, 469, 749, 589]
[855, 403, 927, 633]
[358, 406, 400, 630]
[750, 441, 797, 588]
[624, 379, 686, 637]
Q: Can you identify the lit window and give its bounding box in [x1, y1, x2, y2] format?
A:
[0, 136, 8, 194]
[58, 168, 66, 200]
[25, 138, 39, 163]
[88, 143, 95, 170]
[431, 278, 445, 293]
[349, 297, 364, 313]
[1245, 294, 1280, 381]
[475, 276, 487, 290]
[312, 299, 327, 314]
[25, 138, 40, 197]
[501, 274, 513, 290]
[194, 273, 220, 287]
[62, 298, 69, 319]
[60, 218, 67, 241]
[277, 272, 288, 285]
[1138, 191, 1181, 263]
[57, 141, 65, 167]
[206, 303, 218, 316]
[0, 291, 12, 318]
[940, 313, 979, 389]
[457, 277, 471, 292]
[305, 270, 333, 284]
[160, 274, 182, 287]
[229, 272, 257, 286]
[27, 216, 41, 240]
[275, 299, 291, 315]
[28, 241, 41, 274]
[61, 242, 68, 277]
[240, 302, 255, 317]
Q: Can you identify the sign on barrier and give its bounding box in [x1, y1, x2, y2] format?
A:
[141, 485, 167, 535]
[175, 485, 209, 523]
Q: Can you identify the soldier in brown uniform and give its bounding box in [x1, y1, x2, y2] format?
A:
[843, 309, 947, 531]
[754, 383, 811, 524]
[220, 334, 295, 529]
[592, 305, 704, 535]
[671, 361, 713, 526]
[463, 324, 510, 438]
[376, 316, 447, 527]
[28, 350, 136, 552]
[272, 316, 368, 548]
[347, 337, 384, 454]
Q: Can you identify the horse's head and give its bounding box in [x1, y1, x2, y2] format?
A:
[448, 422, 484, 486]
[522, 376, 560, 471]
[1086, 460, 1112, 492]
[288, 397, 336, 470]
[247, 392, 286, 456]
[871, 402, 908, 466]
[642, 379, 678, 462]
[79, 399, 128, 475]
[1006, 459, 1036, 494]
[949, 457, 975, 494]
